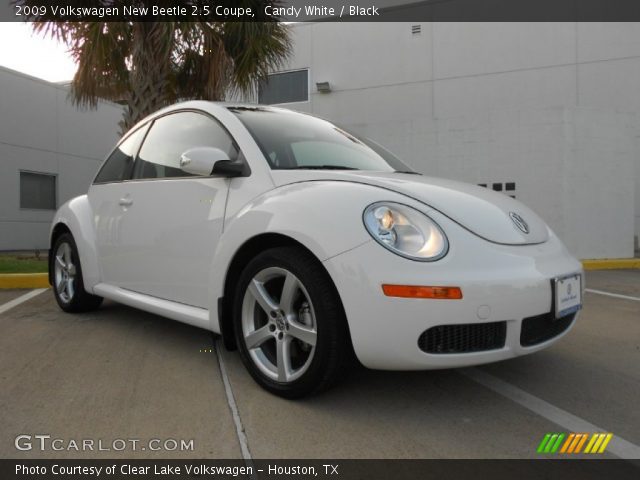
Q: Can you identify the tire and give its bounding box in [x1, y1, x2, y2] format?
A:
[51, 233, 103, 313]
[233, 246, 349, 398]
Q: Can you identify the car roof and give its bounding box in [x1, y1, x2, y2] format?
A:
[122, 101, 308, 139]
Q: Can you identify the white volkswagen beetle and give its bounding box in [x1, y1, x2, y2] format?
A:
[49, 101, 583, 397]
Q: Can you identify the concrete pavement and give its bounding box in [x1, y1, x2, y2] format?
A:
[0, 270, 638, 459]
[0, 295, 239, 459]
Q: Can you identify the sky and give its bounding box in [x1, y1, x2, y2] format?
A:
[0, 23, 77, 82]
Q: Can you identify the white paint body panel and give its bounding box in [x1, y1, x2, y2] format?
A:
[93, 283, 209, 330]
[50, 195, 101, 288]
[89, 177, 228, 308]
[271, 170, 549, 245]
[323, 205, 582, 369]
[50, 101, 582, 370]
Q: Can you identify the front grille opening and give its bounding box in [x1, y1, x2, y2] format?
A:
[520, 312, 575, 347]
[418, 321, 507, 354]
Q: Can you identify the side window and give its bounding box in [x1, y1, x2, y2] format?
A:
[94, 125, 148, 183]
[132, 112, 238, 180]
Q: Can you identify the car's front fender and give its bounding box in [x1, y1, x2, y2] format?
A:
[49, 195, 100, 292]
[208, 180, 412, 330]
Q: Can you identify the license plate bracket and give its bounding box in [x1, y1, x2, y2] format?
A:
[553, 273, 582, 319]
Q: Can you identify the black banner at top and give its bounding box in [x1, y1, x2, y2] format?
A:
[6, 0, 640, 22]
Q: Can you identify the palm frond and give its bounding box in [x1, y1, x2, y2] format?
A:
[22, 1, 292, 129]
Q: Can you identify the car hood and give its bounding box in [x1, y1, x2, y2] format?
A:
[270, 170, 549, 245]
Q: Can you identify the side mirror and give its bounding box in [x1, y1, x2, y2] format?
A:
[179, 147, 230, 176]
[212, 160, 245, 177]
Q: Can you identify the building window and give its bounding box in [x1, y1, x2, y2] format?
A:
[258, 69, 309, 105]
[20, 171, 57, 210]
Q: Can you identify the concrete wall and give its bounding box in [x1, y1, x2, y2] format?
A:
[273, 22, 640, 259]
[0, 66, 122, 250]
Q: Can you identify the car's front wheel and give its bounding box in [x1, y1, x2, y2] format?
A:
[51, 233, 103, 312]
[233, 246, 349, 398]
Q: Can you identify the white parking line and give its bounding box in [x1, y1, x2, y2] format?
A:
[461, 368, 640, 459]
[214, 338, 253, 462]
[0, 288, 48, 315]
[585, 288, 640, 302]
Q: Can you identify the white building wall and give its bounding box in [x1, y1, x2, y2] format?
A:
[0, 66, 122, 250]
[275, 22, 640, 259]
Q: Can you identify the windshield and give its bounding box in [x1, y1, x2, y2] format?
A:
[229, 107, 414, 172]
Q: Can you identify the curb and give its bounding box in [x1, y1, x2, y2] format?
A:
[0, 273, 49, 289]
[581, 258, 640, 270]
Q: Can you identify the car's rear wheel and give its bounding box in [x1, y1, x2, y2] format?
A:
[233, 246, 349, 398]
[51, 233, 103, 312]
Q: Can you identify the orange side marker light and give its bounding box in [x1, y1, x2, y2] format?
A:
[382, 285, 463, 299]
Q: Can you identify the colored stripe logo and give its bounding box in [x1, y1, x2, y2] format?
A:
[537, 433, 613, 454]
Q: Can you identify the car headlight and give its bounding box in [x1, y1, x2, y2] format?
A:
[363, 202, 448, 261]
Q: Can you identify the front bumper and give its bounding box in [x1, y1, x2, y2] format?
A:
[323, 211, 583, 370]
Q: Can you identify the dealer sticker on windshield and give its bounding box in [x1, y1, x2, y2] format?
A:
[554, 273, 582, 319]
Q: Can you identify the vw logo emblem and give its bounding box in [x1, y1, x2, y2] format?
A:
[509, 212, 530, 234]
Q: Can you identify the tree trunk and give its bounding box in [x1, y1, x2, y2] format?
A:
[119, 23, 174, 135]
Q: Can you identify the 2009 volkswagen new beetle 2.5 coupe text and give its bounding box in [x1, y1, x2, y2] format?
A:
[49, 101, 583, 398]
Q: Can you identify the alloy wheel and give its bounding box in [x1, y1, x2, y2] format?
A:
[54, 242, 76, 303]
[241, 267, 318, 383]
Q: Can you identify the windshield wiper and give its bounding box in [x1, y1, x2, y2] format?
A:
[394, 170, 422, 175]
[286, 165, 359, 170]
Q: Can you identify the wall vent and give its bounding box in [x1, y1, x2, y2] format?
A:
[411, 25, 422, 35]
[478, 182, 516, 199]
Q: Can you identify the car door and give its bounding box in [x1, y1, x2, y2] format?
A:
[89, 123, 149, 289]
[91, 110, 239, 308]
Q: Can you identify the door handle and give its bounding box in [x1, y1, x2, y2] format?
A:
[119, 197, 133, 207]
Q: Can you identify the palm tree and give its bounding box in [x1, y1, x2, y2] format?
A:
[20, 3, 291, 133]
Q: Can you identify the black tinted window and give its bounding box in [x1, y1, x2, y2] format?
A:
[133, 112, 238, 180]
[94, 126, 148, 183]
